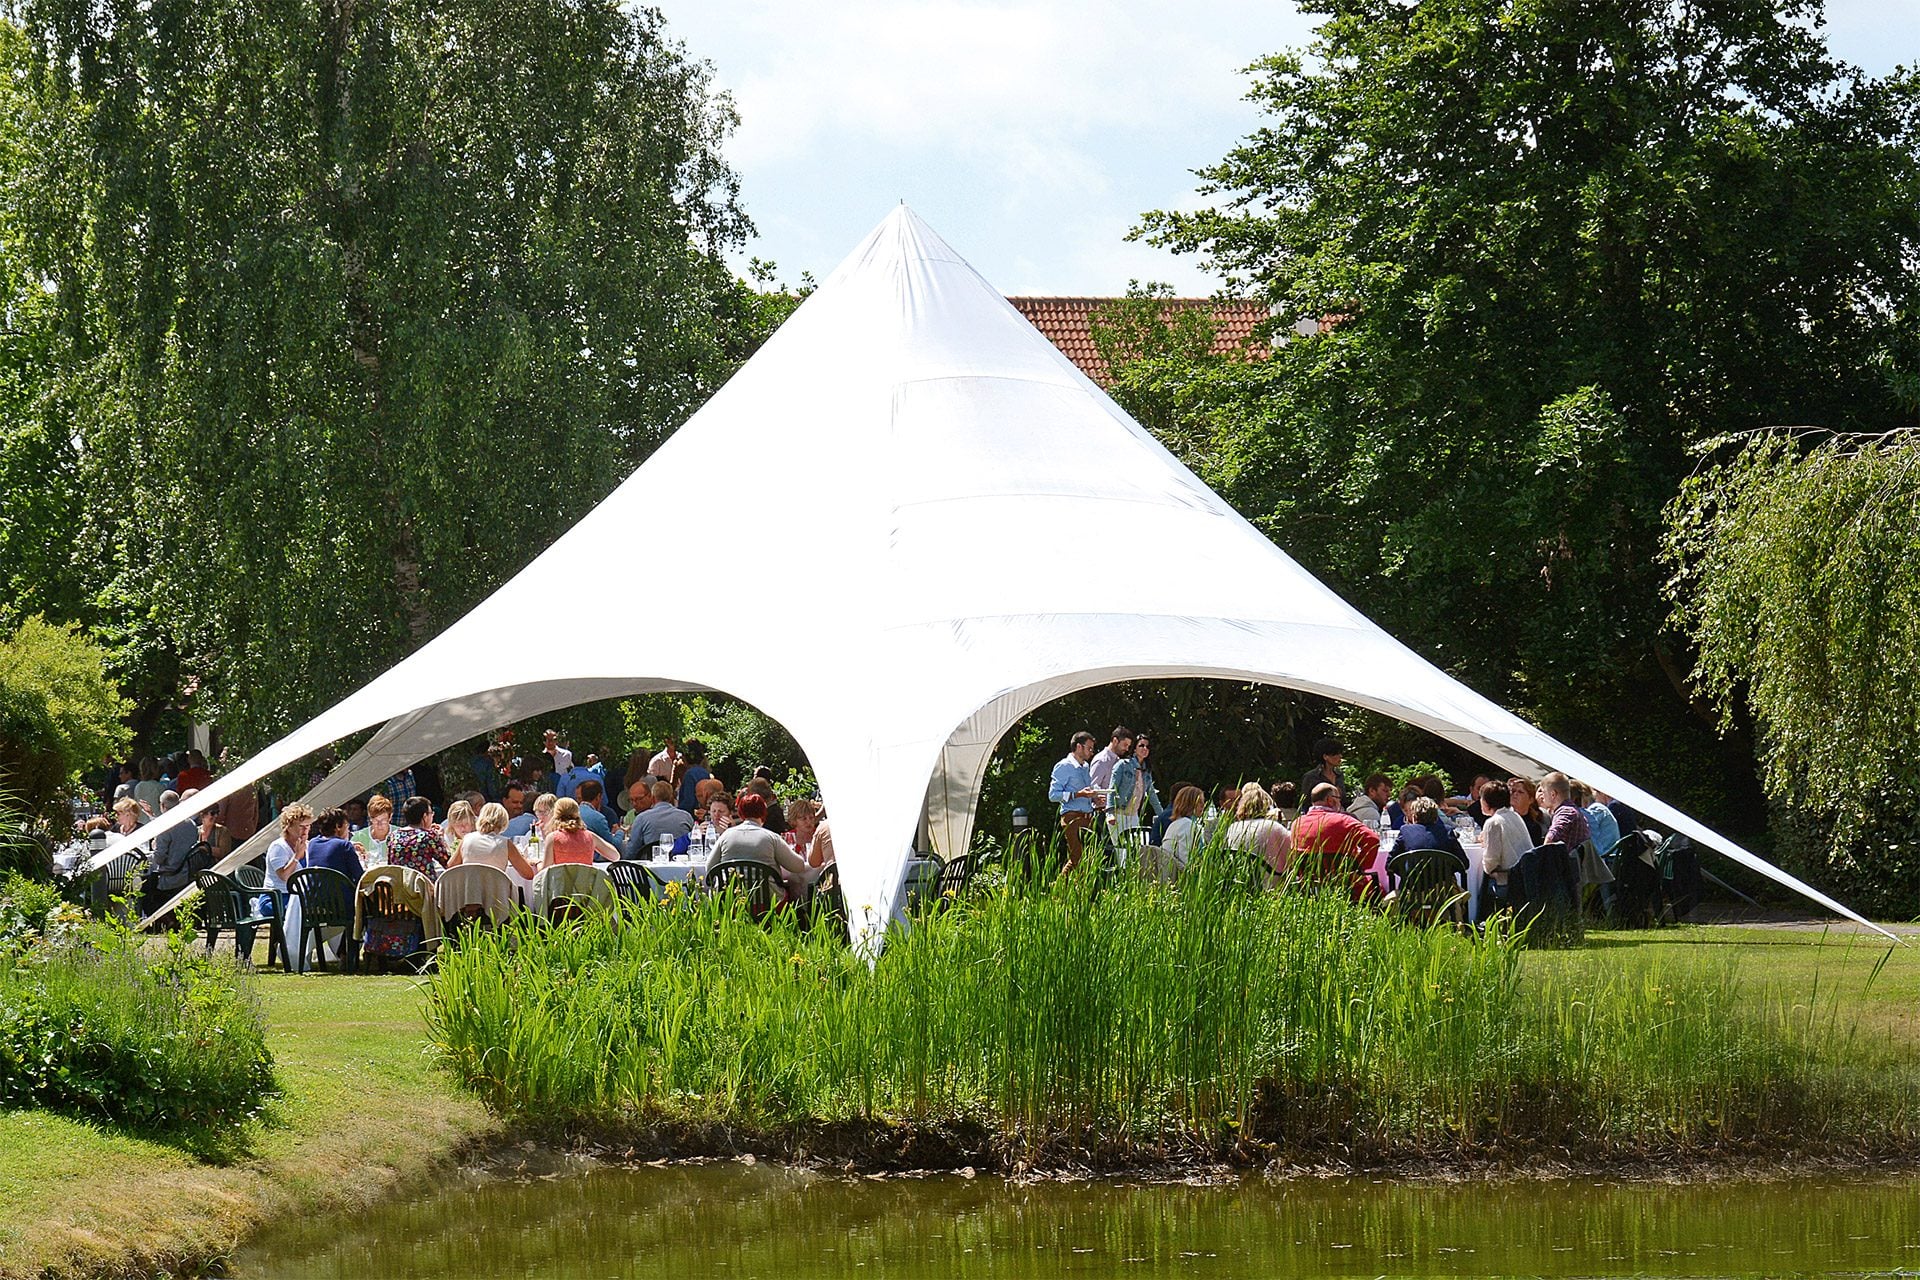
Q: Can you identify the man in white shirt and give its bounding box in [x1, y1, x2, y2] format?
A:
[647, 737, 679, 783]
[543, 728, 574, 774]
[1088, 725, 1134, 793]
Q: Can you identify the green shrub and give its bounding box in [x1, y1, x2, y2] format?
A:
[425, 848, 1917, 1158]
[0, 617, 130, 829]
[0, 923, 276, 1133]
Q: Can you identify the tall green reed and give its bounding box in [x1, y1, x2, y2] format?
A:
[424, 846, 1918, 1157]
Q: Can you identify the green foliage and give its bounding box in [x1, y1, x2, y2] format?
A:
[0, 616, 129, 827]
[426, 855, 1916, 1156]
[621, 692, 805, 782]
[0, 1, 760, 748]
[973, 679, 1319, 836]
[1665, 430, 1920, 909]
[1129, 0, 1920, 832]
[0, 886, 275, 1132]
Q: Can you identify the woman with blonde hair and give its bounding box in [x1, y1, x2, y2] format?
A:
[539, 796, 621, 869]
[1160, 785, 1208, 869]
[449, 802, 537, 878]
[1225, 784, 1290, 881]
[442, 799, 478, 849]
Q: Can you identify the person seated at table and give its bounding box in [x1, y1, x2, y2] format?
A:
[110, 795, 149, 838]
[1537, 772, 1590, 851]
[1457, 775, 1493, 827]
[505, 791, 555, 841]
[1160, 785, 1208, 871]
[448, 802, 536, 878]
[742, 778, 787, 834]
[709, 793, 812, 898]
[264, 804, 314, 910]
[1571, 778, 1621, 858]
[539, 797, 622, 869]
[145, 790, 200, 914]
[1346, 773, 1393, 830]
[627, 781, 694, 854]
[352, 793, 394, 865]
[1507, 777, 1545, 844]
[572, 778, 620, 852]
[1390, 784, 1418, 827]
[1270, 780, 1300, 824]
[1393, 797, 1467, 865]
[1288, 782, 1379, 897]
[1476, 780, 1529, 902]
[306, 807, 366, 884]
[1224, 785, 1291, 882]
[783, 798, 823, 864]
[386, 796, 451, 883]
[692, 793, 734, 850]
[441, 799, 479, 856]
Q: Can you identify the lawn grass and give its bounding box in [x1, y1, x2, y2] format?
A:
[0, 974, 499, 1280]
[0, 916, 1913, 1280]
[1555, 925, 1918, 1046]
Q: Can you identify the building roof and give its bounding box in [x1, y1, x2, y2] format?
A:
[1007, 296, 1270, 384]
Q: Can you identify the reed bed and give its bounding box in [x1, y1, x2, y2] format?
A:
[424, 851, 1919, 1163]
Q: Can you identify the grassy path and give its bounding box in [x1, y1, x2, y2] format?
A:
[0, 923, 1912, 1278]
[0, 976, 499, 1280]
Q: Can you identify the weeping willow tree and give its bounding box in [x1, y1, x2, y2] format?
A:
[1665, 430, 1920, 914]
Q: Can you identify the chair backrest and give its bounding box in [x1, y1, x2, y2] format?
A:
[533, 862, 615, 918]
[362, 878, 406, 919]
[604, 860, 660, 901]
[936, 853, 972, 901]
[287, 866, 356, 927]
[194, 870, 243, 925]
[1511, 841, 1580, 937]
[705, 858, 782, 918]
[231, 864, 268, 891]
[435, 863, 517, 925]
[1386, 848, 1466, 923]
[806, 863, 845, 934]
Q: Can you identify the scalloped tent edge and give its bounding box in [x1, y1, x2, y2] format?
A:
[96, 205, 1886, 945]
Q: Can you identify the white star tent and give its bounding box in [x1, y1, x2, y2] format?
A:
[105, 205, 1878, 940]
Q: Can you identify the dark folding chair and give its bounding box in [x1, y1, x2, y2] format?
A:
[606, 860, 664, 903]
[1386, 847, 1468, 928]
[286, 866, 359, 973]
[704, 858, 783, 921]
[805, 863, 846, 935]
[1508, 841, 1581, 942]
[1603, 830, 1664, 927]
[194, 870, 279, 965]
[934, 852, 973, 909]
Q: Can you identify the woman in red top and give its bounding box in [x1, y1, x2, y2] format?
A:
[540, 797, 622, 869]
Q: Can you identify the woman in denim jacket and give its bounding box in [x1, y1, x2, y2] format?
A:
[1110, 736, 1165, 836]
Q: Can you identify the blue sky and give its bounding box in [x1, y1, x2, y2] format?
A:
[658, 1, 1919, 296]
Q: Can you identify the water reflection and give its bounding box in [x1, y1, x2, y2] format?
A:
[232, 1158, 1920, 1279]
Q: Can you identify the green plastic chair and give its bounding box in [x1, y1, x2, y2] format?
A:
[194, 870, 278, 965]
[286, 866, 359, 973]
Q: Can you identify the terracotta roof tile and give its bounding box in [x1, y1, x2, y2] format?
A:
[1007, 296, 1269, 385]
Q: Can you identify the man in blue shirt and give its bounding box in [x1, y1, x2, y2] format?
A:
[574, 778, 620, 855]
[553, 761, 596, 799]
[1047, 730, 1104, 870]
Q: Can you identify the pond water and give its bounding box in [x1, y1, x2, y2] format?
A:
[231, 1158, 1920, 1279]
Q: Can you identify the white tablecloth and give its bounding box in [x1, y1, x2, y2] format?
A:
[637, 857, 708, 884]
